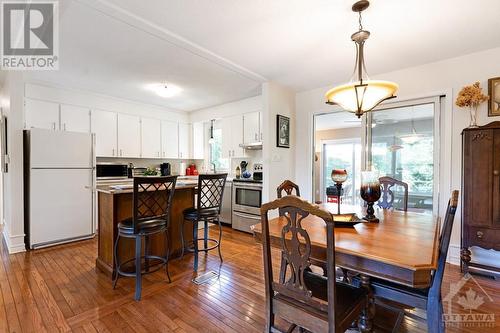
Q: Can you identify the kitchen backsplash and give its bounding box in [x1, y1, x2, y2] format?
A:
[97, 157, 196, 175]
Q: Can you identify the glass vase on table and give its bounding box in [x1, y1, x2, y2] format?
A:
[360, 171, 381, 222]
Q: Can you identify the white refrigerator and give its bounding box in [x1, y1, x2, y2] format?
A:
[24, 128, 95, 249]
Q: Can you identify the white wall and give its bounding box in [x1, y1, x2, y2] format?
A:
[188, 95, 261, 123]
[296, 46, 500, 265]
[262, 82, 296, 202]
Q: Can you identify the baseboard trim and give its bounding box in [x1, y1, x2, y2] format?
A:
[2, 225, 26, 254]
[447, 243, 461, 266]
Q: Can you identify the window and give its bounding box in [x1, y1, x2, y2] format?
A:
[210, 127, 229, 171]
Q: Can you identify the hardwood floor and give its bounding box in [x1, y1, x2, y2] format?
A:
[1, 226, 499, 332]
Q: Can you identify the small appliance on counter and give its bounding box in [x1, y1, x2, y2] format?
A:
[253, 163, 263, 181]
[186, 163, 198, 176]
[97, 163, 128, 180]
[160, 162, 171, 176]
[179, 161, 186, 176]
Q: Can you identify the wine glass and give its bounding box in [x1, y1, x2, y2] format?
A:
[331, 169, 348, 214]
[360, 170, 381, 222]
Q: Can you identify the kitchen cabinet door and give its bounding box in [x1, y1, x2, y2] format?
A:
[220, 118, 232, 159]
[230, 115, 245, 157]
[91, 109, 117, 157]
[117, 114, 141, 158]
[141, 117, 161, 158]
[60, 104, 90, 133]
[192, 121, 205, 160]
[243, 111, 260, 143]
[161, 120, 179, 159]
[25, 98, 60, 130]
[178, 123, 191, 159]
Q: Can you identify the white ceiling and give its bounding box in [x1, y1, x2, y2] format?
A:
[24, 0, 500, 112]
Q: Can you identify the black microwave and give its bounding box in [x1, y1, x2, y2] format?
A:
[96, 163, 128, 179]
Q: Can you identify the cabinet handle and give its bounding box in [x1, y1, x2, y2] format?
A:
[260, 133, 263, 141]
[163, 151, 165, 157]
[63, 123, 66, 131]
[112, 148, 115, 156]
[476, 231, 484, 239]
[494, 170, 499, 176]
[254, 133, 257, 141]
[52, 122, 56, 130]
[120, 149, 123, 156]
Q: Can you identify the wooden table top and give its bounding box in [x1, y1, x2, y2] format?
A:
[252, 203, 440, 287]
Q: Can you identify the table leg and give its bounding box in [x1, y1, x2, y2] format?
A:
[358, 274, 375, 333]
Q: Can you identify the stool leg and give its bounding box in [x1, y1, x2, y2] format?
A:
[164, 228, 172, 283]
[193, 220, 199, 272]
[180, 219, 185, 259]
[145, 235, 150, 273]
[203, 218, 208, 252]
[134, 235, 142, 301]
[216, 217, 223, 264]
[112, 233, 120, 289]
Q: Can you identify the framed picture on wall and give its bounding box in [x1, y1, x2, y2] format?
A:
[488, 77, 500, 117]
[276, 114, 290, 148]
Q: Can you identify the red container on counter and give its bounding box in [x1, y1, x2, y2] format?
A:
[186, 167, 192, 176]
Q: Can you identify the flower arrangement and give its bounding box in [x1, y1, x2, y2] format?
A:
[455, 82, 489, 128]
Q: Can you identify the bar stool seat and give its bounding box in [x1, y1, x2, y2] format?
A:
[182, 207, 219, 220]
[118, 218, 167, 235]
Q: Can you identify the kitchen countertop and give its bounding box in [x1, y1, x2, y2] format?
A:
[95, 178, 198, 194]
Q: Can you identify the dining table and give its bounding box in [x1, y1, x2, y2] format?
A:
[251, 202, 440, 332]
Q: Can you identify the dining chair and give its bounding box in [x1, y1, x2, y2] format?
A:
[378, 176, 409, 211]
[261, 195, 368, 333]
[113, 176, 177, 301]
[181, 173, 227, 272]
[277, 179, 300, 198]
[355, 190, 459, 333]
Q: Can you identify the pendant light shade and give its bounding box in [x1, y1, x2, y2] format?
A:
[325, 0, 398, 118]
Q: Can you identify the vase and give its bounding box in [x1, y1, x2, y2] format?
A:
[468, 106, 479, 128]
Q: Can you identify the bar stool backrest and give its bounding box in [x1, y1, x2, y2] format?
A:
[133, 176, 177, 234]
[277, 180, 301, 198]
[197, 174, 228, 215]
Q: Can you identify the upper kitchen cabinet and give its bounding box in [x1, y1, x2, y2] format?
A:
[161, 120, 179, 159]
[243, 111, 261, 143]
[25, 98, 60, 130]
[91, 109, 117, 157]
[192, 121, 205, 160]
[117, 114, 141, 158]
[141, 117, 161, 158]
[60, 104, 91, 133]
[221, 115, 244, 158]
[178, 123, 191, 159]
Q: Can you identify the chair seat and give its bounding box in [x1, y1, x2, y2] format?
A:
[304, 270, 367, 320]
[118, 218, 167, 235]
[183, 207, 219, 221]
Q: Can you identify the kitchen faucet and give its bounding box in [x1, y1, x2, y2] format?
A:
[211, 162, 216, 173]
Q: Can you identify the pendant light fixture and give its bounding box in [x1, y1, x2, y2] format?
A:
[208, 119, 215, 144]
[325, 0, 398, 118]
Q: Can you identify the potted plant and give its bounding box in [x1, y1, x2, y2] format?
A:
[455, 81, 489, 128]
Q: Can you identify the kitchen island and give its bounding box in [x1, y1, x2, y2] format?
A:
[95, 179, 197, 279]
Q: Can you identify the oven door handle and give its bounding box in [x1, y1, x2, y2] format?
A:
[233, 211, 261, 221]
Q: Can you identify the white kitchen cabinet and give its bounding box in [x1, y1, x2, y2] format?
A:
[178, 123, 191, 159]
[220, 115, 244, 158]
[60, 104, 90, 133]
[141, 117, 161, 158]
[161, 120, 179, 159]
[91, 109, 117, 157]
[192, 121, 205, 160]
[117, 114, 141, 158]
[243, 111, 260, 143]
[25, 98, 60, 130]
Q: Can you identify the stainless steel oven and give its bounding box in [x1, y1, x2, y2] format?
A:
[232, 180, 262, 233]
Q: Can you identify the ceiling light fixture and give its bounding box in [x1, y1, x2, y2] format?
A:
[325, 0, 398, 118]
[146, 83, 182, 98]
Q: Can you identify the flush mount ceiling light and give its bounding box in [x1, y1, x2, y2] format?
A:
[325, 0, 398, 118]
[146, 83, 182, 98]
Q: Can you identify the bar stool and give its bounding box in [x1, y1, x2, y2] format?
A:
[181, 173, 227, 272]
[113, 176, 177, 301]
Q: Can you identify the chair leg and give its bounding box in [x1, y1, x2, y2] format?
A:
[216, 218, 223, 264]
[112, 233, 120, 289]
[193, 220, 199, 272]
[180, 219, 185, 259]
[427, 297, 444, 333]
[164, 228, 172, 283]
[134, 235, 142, 301]
[204, 218, 208, 252]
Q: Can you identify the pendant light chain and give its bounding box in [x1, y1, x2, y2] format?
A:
[358, 11, 363, 31]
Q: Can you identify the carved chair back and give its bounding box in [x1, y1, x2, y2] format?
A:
[133, 176, 177, 234]
[277, 180, 301, 198]
[197, 173, 228, 214]
[261, 195, 338, 330]
[378, 176, 409, 211]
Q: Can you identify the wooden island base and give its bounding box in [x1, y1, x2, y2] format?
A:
[96, 185, 196, 279]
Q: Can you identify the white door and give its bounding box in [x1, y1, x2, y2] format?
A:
[243, 111, 260, 143]
[230, 115, 245, 157]
[30, 168, 93, 247]
[60, 104, 90, 133]
[141, 117, 161, 158]
[117, 114, 141, 158]
[91, 109, 117, 157]
[192, 121, 205, 159]
[161, 121, 179, 158]
[178, 123, 190, 159]
[25, 98, 59, 130]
